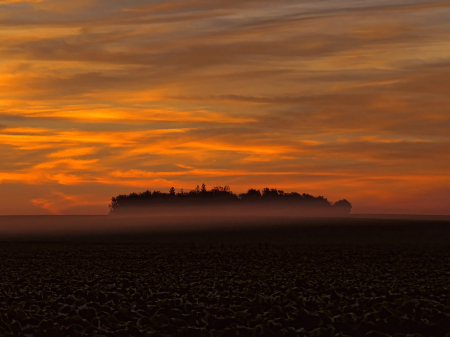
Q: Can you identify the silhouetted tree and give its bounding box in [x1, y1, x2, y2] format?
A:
[262, 188, 278, 198]
[333, 199, 352, 214]
[239, 188, 261, 201]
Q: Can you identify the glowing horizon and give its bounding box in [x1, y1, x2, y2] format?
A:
[1, 0, 450, 215]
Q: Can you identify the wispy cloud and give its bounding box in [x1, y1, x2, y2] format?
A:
[0, 0, 41, 3]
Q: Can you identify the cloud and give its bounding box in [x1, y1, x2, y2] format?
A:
[48, 147, 97, 158]
[1, 0, 450, 215]
[0, 171, 43, 184]
[31, 191, 106, 214]
[34, 159, 99, 170]
[0, 0, 41, 3]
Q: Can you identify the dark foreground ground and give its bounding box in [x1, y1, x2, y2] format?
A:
[1, 217, 450, 337]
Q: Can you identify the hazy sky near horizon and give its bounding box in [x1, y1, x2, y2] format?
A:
[1, 0, 450, 215]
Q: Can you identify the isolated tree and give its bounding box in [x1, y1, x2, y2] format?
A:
[201, 183, 206, 192]
[333, 199, 352, 214]
[169, 187, 175, 195]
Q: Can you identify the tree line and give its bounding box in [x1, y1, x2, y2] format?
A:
[109, 184, 352, 214]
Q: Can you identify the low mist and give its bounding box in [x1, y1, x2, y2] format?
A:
[0, 204, 349, 238]
[1, 206, 450, 248]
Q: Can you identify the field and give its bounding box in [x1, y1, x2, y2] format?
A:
[0, 217, 450, 337]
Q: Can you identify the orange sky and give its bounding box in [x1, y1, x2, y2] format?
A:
[1, 0, 450, 215]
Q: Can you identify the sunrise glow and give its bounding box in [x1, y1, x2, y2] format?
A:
[1, 0, 450, 215]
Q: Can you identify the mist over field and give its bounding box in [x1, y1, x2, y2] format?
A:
[0, 214, 449, 246]
[1, 213, 330, 237]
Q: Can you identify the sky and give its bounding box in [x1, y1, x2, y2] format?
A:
[1, 0, 450, 215]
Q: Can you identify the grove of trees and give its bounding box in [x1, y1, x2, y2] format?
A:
[109, 184, 352, 215]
